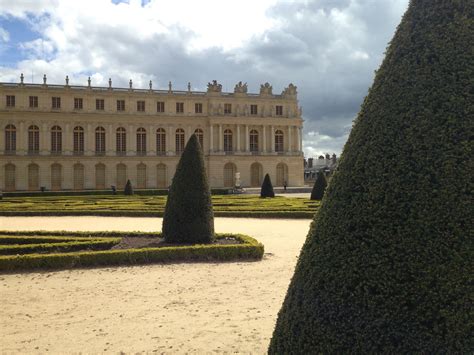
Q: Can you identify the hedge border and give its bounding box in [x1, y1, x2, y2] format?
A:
[0, 232, 264, 272]
[0, 238, 121, 255]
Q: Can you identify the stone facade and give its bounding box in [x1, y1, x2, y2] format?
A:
[0, 75, 304, 191]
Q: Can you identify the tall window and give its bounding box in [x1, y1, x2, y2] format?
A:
[224, 129, 233, 152]
[4, 164, 15, 191]
[156, 128, 166, 155]
[95, 163, 106, 189]
[28, 125, 40, 155]
[276, 105, 283, 116]
[73, 126, 84, 155]
[176, 102, 184, 113]
[137, 100, 145, 112]
[5, 124, 16, 154]
[96, 99, 105, 110]
[95, 126, 106, 155]
[250, 104, 258, 115]
[51, 125, 62, 154]
[224, 103, 232, 114]
[275, 129, 284, 152]
[28, 163, 39, 191]
[73, 163, 85, 190]
[175, 128, 185, 153]
[136, 127, 146, 156]
[250, 129, 259, 152]
[157, 101, 165, 113]
[51, 163, 62, 190]
[116, 127, 126, 155]
[195, 103, 202, 113]
[74, 98, 83, 110]
[156, 164, 167, 188]
[6, 95, 15, 107]
[117, 100, 125, 111]
[52, 97, 61, 109]
[137, 163, 147, 189]
[29, 96, 38, 108]
[194, 128, 203, 147]
[116, 163, 127, 188]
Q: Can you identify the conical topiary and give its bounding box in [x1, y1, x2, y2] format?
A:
[124, 179, 133, 195]
[310, 171, 327, 200]
[162, 134, 214, 244]
[260, 173, 275, 198]
[269, 1, 473, 353]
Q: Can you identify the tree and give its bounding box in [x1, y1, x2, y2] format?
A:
[260, 173, 275, 198]
[269, 1, 473, 353]
[124, 179, 133, 195]
[310, 171, 327, 200]
[162, 134, 214, 244]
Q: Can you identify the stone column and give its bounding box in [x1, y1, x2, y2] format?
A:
[218, 124, 223, 152]
[107, 124, 114, 155]
[245, 125, 249, 152]
[147, 125, 154, 155]
[209, 124, 214, 153]
[288, 126, 292, 153]
[262, 125, 266, 153]
[271, 125, 275, 153]
[41, 123, 49, 155]
[64, 123, 72, 155]
[167, 125, 174, 155]
[18, 122, 25, 155]
[236, 125, 241, 152]
[297, 127, 301, 151]
[128, 124, 135, 156]
[187, 125, 192, 142]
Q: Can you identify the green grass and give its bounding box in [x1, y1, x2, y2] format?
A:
[0, 195, 318, 218]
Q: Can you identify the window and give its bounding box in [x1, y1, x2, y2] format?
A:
[95, 126, 106, 155]
[52, 97, 61, 109]
[195, 103, 202, 114]
[95, 163, 106, 189]
[224, 103, 232, 114]
[5, 124, 16, 154]
[176, 102, 184, 113]
[6, 95, 15, 107]
[157, 101, 165, 113]
[224, 129, 233, 152]
[156, 128, 166, 155]
[29, 96, 38, 108]
[250, 104, 258, 115]
[73, 126, 84, 155]
[74, 98, 83, 110]
[223, 163, 236, 187]
[28, 164, 39, 191]
[156, 164, 167, 188]
[250, 162, 263, 187]
[116, 127, 126, 155]
[4, 164, 16, 191]
[116, 163, 127, 188]
[51, 125, 62, 154]
[275, 129, 284, 152]
[137, 163, 147, 189]
[96, 99, 105, 110]
[137, 100, 145, 112]
[51, 163, 62, 190]
[194, 128, 203, 147]
[28, 125, 40, 154]
[276, 105, 283, 116]
[117, 100, 125, 111]
[73, 163, 85, 190]
[276, 163, 288, 186]
[250, 129, 259, 152]
[136, 127, 146, 155]
[175, 128, 185, 153]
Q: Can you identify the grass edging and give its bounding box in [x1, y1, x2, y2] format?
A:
[0, 232, 264, 272]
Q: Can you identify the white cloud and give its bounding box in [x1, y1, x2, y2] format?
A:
[0, 27, 9, 42]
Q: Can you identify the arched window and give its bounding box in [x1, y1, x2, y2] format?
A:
[95, 127, 106, 155]
[194, 128, 204, 147]
[51, 125, 62, 154]
[175, 128, 185, 153]
[224, 129, 233, 152]
[276, 162, 288, 186]
[28, 163, 39, 191]
[136, 127, 146, 156]
[250, 129, 259, 153]
[116, 127, 126, 155]
[116, 163, 127, 188]
[5, 124, 16, 154]
[157, 163, 167, 188]
[4, 163, 15, 191]
[137, 163, 147, 189]
[156, 128, 166, 155]
[250, 162, 263, 187]
[73, 126, 84, 155]
[223, 162, 236, 187]
[275, 129, 284, 152]
[73, 163, 85, 190]
[95, 163, 106, 189]
[51, 163, 62, 190]
[28, 125, 40, 155]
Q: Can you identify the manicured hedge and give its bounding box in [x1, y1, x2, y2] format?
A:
[0, 238, 121, 255]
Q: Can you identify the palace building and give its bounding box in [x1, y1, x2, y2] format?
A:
[0, 74, 304, 192]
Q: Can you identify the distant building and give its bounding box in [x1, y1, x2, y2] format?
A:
[304, 153, 338, 181]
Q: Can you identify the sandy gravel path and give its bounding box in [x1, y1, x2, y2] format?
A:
[0, 217, 311, 354]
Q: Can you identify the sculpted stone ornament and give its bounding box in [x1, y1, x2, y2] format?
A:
[260, 82, 273, 95]
[282, 83, 297, 97]
[234, 81, 248, 94]
[207, 80, 222, 93]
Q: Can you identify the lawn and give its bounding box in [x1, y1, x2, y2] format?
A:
[0, 195, 319, 218]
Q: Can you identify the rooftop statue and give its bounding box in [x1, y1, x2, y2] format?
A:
[282, 83, 297, 96]
[207, 80, 222, 93]
[260, 82, 273, 95]
[234, 81, 248, 94]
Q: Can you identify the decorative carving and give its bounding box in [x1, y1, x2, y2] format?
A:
[260, 82, 273, 95]
[207, 80, 222, 93]
[282, 83, 297, 96]
[20, 73, 24, 84]
[234, 81, 248, 94]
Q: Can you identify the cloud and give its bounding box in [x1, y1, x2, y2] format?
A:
[0, 27, 9, 42]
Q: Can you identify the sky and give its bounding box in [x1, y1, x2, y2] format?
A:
[0, 0, 409, 157]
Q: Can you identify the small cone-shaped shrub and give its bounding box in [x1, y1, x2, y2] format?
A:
[310, 171, 327, 200]
[124, 179, 133, 195]
[162, 134, 214, 244]
[270, 1, 472, 353]
[260, 173, 275, 198]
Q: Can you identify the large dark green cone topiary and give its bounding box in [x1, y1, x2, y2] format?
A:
[162, 134, 214, 244]
[310, 171, 327, 200]
[124, 179, 133, 195]
[270, 1, 473, 353]
[260, 173, 275, 198]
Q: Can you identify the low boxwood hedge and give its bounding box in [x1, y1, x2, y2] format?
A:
[0, 232, 264, 272]
[0, 238, 121, 255]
